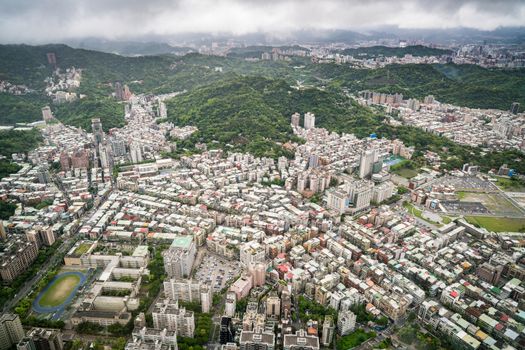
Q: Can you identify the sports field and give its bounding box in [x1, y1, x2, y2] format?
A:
[466, 216, 525, 233]
[39, 274, 81, 307]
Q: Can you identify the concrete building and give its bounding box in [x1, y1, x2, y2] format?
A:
[163, 236, 196, 279]
[239, 328, 275, 350]
[152, 299, 195, 337]
[225, 291, 237, 317]
[283, 330, 319, 350]
[26, 328, 63, 350]
[0, 314, 24, 350]
[41, 106, 53, 122]
[164, 279, 203, 303]
[0, 241, 39, 282]
[321, 316, 334, 347]
[304, 112, 315, 130]
[359, 149, 376, 179]
[337, 310, 356, 336]
[265, 295, 280, 317]
[291, 113, 300, 128]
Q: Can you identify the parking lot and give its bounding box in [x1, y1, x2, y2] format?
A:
[433, 176, 496, 192]
[193, 252, 239, 293]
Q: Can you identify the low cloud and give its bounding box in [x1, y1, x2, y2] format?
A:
[0, 0, 524, 43]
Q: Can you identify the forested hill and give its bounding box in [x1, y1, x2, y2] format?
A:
[339, 45, 453, 58]
[164, 76, 377, 158]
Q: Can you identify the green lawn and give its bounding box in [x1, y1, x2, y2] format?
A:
[465, 216, 525, 233]
[39, 274, 81, 307]
[495, 177, 525, 192]
[337, 329, 376, 350]
[394, 168, 419, 179]
[73, 243, 92, 256]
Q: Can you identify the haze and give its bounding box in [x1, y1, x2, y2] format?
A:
[1, 0, 525, 43]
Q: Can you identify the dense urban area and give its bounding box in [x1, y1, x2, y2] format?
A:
[1, 27, 525, 350]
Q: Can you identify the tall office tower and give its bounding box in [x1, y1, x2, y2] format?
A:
[130, 142, 143, 164]
[265, 294, 280, 317]
[163, 236, 196, 278]
[225, 291, 237, 317]
[27, 328, 63, 350]
[114, 81, 124, 100]
[220, 317, 234, 344]
[359, 149, 376, 179]
[91, 118, 104, 147]
[337, 310, 356, 336]
[41, 106, 53, 122]
[0, 314, 24, 350]
[59, 152, 71, 171]
[321, 315, 335, 347]
[304, 112, 315, 130]
[511, 102, 520, 114]
[239, 328, 276, 350]
[290, 112, 300, 127]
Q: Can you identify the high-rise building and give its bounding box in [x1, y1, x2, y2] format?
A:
[0, 314, 24, 350]
[239, 328, 275, 350]
[110, 138, 127, 157]
[0, 241, 39, 282]
[424, 95, 435, 104]
[91, 118, 104, 147]
[17, 337, 35, 350]
[291, 113, 300, 127]
[152, 299, 195, 337]
[41, 106, 53, 122]
[346, 180, 373, 213]
[0, 221, 7, 241]
[99, 144, 114, 170]
[114, 81, 124, 101]
[123, 85, 132, 101]
[158, 101, 168, 118]
[240, 242, 266, 267]
[359, 149, 376, 179]
[164, 279, 204, 303]
[130, 142, 143, 164]
[220, 317, 234, 344]
[321, 316, 334, 347]
[200, 284, 212, 314]
[265, 295, 280, 317]
[337, 310, 356, 336]
[511, 102, 520, 114]
[27, 327, 63, 350]
[46, 53, 56, 66]
[163, 236, 196, 279]
[304, 112, 315, 130]
[225, 292, 236, 317]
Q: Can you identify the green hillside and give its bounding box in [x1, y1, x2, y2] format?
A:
[311, 63, 525, 110]
[165, 76, 379, 157]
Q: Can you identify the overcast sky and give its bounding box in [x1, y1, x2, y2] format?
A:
[1, 0, 524, 43]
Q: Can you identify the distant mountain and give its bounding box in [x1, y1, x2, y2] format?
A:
[65, 38, 195, 56]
